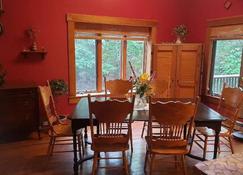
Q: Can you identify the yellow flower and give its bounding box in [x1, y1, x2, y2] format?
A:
[139, 73, 149, 83]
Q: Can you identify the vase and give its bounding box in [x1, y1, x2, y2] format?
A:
[176, 36, 182, 44]
[135, 95, 147, 109]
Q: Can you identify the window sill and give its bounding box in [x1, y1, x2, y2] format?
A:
[68, 92, 107, 104]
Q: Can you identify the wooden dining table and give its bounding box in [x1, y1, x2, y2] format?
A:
[71, 97, 224, 175]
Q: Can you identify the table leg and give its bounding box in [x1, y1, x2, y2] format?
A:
[73, 131, 78, 175]
[213, 130, 220, 159]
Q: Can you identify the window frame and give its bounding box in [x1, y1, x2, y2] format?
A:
[203, 15, 243, 104]
[67, 14, 157, 103]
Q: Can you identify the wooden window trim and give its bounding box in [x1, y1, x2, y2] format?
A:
[203, 15, 243, 104]
[67, 14, 157, 104]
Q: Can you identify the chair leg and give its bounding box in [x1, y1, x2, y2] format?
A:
[123, 151, 129, 175]
[181, 155, 187, 175]
[189, 128, 196, 153]
[228, 136, 234, 154]
[77, 135, 82, 159]
[144, 150, 148, 172]
[47, 137, 53, 155]
[149, 154, 155, 175]
[141, 121, 147, 138]
[130, 129, 133, 153]
[203, 136, 208, 160]
[49, 137, 56, 156]
[92, 152, 98, 175]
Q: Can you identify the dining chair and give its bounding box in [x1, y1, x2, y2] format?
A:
[190, 83, 243, 159]
[39, 85, 84, 157]
[88, 94, 135, 175]
[144, 97, 199, 175]
[141, 80, 168, 138]
[104, 77, 134, 152]
[104, 77, 133, 99]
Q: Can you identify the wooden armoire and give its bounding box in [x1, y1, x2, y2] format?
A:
[152, 43, 202, 98]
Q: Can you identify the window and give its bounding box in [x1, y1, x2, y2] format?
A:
[67, 14, 157, 102]
[75, 39, 96, 93]
[74, 35, 147, 93]
[205, 16, 243, 97]
[210, 40, 243, 95]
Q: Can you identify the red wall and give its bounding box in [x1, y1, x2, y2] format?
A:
[185, 0, 243, 42]
[0, 0, 185, 113]
[0, 0, 243, 113]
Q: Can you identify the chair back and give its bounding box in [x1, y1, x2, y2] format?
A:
[88, 95, 135, 146]
[217, 83, 243, 133]
[104, 78, 133, 99]
[148, 97, 199, 149]
[39, 85, 58, 134]
[150, 80, 168, 98]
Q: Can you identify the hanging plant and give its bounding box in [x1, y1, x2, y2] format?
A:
[0, 63, 6, 87]
[49, 79, 68, 96]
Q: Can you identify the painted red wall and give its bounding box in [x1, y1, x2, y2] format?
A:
[185, 0, 243, 42]
[0, 0, 185, 113]
[0, 0, 243, 114]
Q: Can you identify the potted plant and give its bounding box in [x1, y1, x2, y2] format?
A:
[49, 79, 68, 96]
[173, 24, 188, 43]
[0, 63, 6, 87]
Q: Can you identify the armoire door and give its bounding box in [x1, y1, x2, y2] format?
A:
[152, 44, 177, 97]
[175, 44, 202, 98]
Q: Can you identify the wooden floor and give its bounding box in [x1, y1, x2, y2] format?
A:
[0, 122, 243, 175]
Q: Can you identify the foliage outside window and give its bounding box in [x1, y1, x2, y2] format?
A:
[210, 40, 243, 95]
[74, 34, 147, 94]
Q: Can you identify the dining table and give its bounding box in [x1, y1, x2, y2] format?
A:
[71, 97, 224, 175]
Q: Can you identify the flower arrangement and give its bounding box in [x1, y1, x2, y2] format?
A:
[173, 24, 188, 38]
[0, 63, 6, 87]
[134, 73, 153, 98]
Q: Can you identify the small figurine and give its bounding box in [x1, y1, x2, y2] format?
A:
[26, 27, 39, 51]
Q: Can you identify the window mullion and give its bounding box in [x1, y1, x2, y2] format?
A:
[96, 39, 102, 92]
[122, 39, 127, 79]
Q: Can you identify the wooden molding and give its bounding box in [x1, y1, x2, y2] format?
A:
[207, 15, 243, 27]
[67, 14, 157, 27]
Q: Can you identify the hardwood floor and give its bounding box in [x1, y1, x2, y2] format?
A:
[0, 122, 242, 175]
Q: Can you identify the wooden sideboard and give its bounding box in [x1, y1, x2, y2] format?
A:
[0, 85, 40, 142]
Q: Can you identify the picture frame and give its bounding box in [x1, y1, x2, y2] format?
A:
[224, 0, 232, 9]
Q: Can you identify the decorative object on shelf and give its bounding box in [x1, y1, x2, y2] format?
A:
[26, 27, 39, 51]
[21, 27, 47, 58]
[0, 63, 6, 87]
[173, 24, 188, 43]
[49, 79, 68, 96]
[224, 0, 232, 9]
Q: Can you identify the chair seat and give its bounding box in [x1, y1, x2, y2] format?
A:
[145, 136, 188, 155]
[91, 134, 129, 152]
[196, 126, 230, 137]
[52, 123, 81, 136]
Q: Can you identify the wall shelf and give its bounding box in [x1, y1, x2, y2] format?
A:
[21, 50, 47, 59]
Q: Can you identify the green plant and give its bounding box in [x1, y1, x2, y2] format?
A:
[49, 79, 68, 95]
[0, 64, 6, 86]
[173, 24, 188, 38]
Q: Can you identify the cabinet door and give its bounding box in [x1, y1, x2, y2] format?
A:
[152, 44, 177, 97]
[175, 44, 202, 98]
